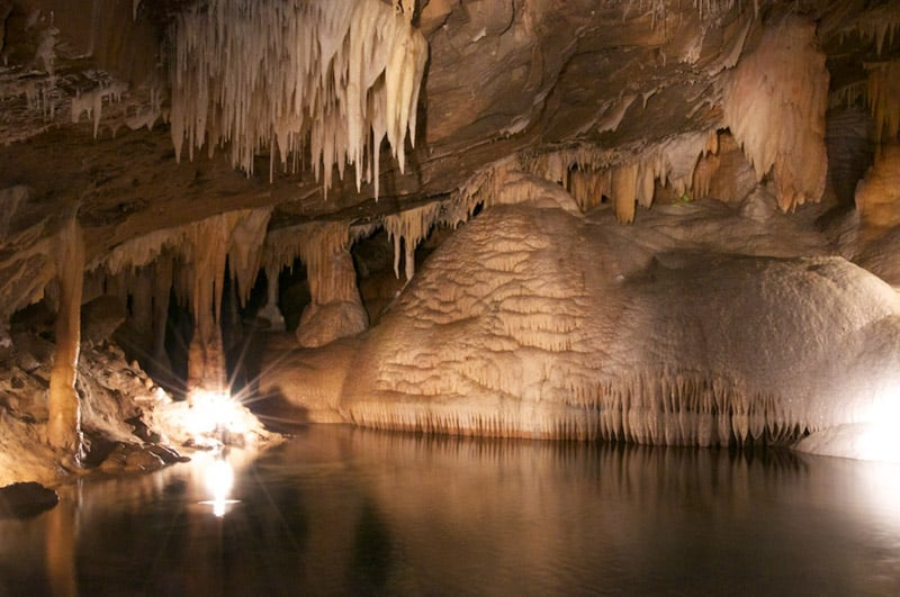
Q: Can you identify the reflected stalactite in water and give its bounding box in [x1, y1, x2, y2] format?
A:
[1, 427, 898, 594]
[44, 495, 78, 597]
[351, 500, 394, 592]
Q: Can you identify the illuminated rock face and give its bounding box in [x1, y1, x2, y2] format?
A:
[722, 14, 829, 212]
[287, 222, 369, 349]
[257, 335, 360, 423]
[341, 198, 900, 448]
[170, 0, 428, 194]
[855, 145, 900, 230]
[1, 0, 900, 474]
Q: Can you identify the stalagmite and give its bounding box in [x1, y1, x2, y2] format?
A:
[265, 221, 368, 347]
[296, 222, 368, 348]
[169, 0, 428, 195]
[47, 216, 85, 458]
[722, 14, 829, 211]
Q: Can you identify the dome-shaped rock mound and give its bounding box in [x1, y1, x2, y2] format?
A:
[342, 202, 900, 449]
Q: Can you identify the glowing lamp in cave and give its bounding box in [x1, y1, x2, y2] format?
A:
[799, 383, 900, 463]
[857, 385, 900, 463]
[856, 424, 900, 463]
[185, 389, 249, 447]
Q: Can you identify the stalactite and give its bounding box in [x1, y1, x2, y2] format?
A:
[90, 208, 271, 395]
[515, 130, 717, 220]
[839, 1, 900, 57]
[855, 144, 900, 230]
[185, 212, 246, 396]
[829, 81, 867, 111]
[47, 216, 85, 459]
[383, 203, 442, 281]
[566, 168, 608, 212]
[228, 208, 272, 307]
[169, 0, 428, 196]
[151, 255, 174, 378]
[70, 82, 128, 139]
[300, 222, 368, 348]
[257, 265, 285, 331]
[865, 60, 900, 145]
[722, 14, 829, 212]
[264, 220, 368, 347]
[612, 163, 638, 223]
[92, 227, 186, 274]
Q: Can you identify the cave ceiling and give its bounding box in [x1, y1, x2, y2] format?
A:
[0, 0, 898, 282]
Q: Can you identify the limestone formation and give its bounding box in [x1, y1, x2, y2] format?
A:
[1, 0, 900, 473]
[341, 197, 900, 447]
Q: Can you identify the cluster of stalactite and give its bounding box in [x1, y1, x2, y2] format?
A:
[169, 0, 428, 195]
[854, 55, 900, 229]
[448, 14, 832, 223]
[87, 208, 272, 397]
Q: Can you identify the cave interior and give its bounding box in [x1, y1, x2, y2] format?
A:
[1, 0, 900, 485]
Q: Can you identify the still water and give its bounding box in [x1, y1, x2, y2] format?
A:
[1, 425, 899, 596]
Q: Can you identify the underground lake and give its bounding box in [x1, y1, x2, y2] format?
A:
[1, 425, 899, 596]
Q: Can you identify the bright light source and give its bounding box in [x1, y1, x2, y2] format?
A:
[147, 384, 271, 451]
[855, 424, 900, 463]
[184, 389, 249, 448]
[798, 381, 900, 463]
[857, 382, 900, 463]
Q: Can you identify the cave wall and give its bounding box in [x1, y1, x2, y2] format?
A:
[1, 0, 899, 463]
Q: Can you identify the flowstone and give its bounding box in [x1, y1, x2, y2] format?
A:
[339, 199, 900, 452]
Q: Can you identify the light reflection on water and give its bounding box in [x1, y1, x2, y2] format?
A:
[1, 425, 899, 596]
[198, 455, 239, 518]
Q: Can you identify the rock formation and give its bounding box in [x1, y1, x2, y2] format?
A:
[1, 0, 900, 474]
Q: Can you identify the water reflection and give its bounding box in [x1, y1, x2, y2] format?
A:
[0, 427, 898, 596]
[44, 495, 77, 597]
[199, 455, 239, 518]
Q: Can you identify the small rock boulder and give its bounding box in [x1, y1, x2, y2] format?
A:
[0, 482, 59, 519]
[99, 443, 166, 473]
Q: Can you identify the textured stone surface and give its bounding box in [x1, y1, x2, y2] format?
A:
[0, 1, 896, 325]
[342, 198, 900, 446]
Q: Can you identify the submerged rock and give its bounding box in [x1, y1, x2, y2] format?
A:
[99, 443, 166, 473]
[0, 482, 59, 519]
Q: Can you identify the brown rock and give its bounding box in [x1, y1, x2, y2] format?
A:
[0, 482, 59, 519]
[81, 295, 127, 345]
